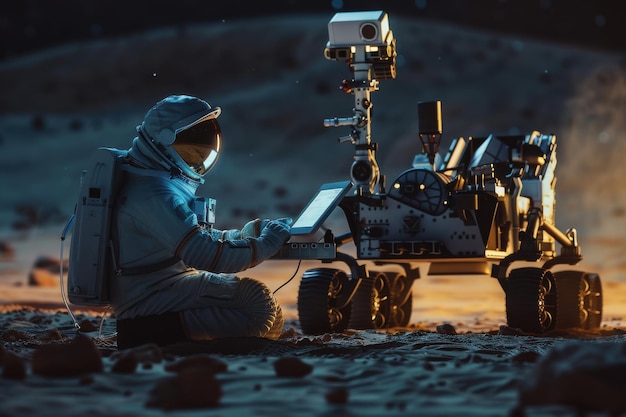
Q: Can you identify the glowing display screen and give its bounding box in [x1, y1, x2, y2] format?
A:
[291, 181, 352, 235]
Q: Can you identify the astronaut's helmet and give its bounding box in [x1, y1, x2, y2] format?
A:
[137, 95, 222, 181]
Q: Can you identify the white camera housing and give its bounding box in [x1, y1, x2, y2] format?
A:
[327, 10, 390, 47]
[324, 10, 396, 80]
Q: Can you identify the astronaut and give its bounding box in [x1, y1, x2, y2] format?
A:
[111, 95, 291, 349]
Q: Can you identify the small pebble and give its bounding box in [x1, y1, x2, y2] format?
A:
[274, 357, 313, 378]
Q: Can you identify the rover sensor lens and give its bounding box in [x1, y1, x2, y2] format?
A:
[352, 160, 373, 182]
[360, 23, 378, 41]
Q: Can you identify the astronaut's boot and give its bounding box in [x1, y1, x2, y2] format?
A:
[116, 312, 187, 350]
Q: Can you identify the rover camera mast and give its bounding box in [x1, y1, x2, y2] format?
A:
[323, 10, 397, 195]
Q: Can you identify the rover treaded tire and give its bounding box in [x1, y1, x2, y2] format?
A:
[505, 267, 557, 333]
[297, 268, 351, 335]
[553, 271, 603, 330]
[349, 272, 391, 330]
[388, 272, 413, 328]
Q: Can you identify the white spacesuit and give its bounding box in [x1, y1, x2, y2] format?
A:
[111, 95, 291, 348]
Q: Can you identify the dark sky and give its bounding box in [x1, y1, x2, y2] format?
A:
[1, 0, 623, 62]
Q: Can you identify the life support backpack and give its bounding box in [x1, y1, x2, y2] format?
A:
[67, 147, 128, 306]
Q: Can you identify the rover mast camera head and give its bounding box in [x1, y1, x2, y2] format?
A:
[324, 10, 397, 80]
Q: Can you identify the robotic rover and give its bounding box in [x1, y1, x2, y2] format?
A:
[274, 10, 603, 335]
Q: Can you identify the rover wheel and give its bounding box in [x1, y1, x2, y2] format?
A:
[297, 268, 351, 335]
[505, 267, 557, 333]
[582, 273, 603, 329]
[349, 272, 391, 329]
[388, 272, 413, 328]
[553, 271, 603, 330]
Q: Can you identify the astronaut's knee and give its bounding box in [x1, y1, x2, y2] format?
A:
[233, 277, 283, 339]
[266, 303, 284, 340]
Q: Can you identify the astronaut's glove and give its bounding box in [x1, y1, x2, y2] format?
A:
[242, 218, 292, 239]
[252, 219, 292, 263]
[274, 217, 293, 227]
[241, 217, 293, 239]
[241, 218, 265, 239]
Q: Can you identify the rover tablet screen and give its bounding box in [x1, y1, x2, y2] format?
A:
[290, 181, 353, 235]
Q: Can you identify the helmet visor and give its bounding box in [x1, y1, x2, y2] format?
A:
[172, 118, 221, 176]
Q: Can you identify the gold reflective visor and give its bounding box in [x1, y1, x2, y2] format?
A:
[172, 118, 222, 176]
